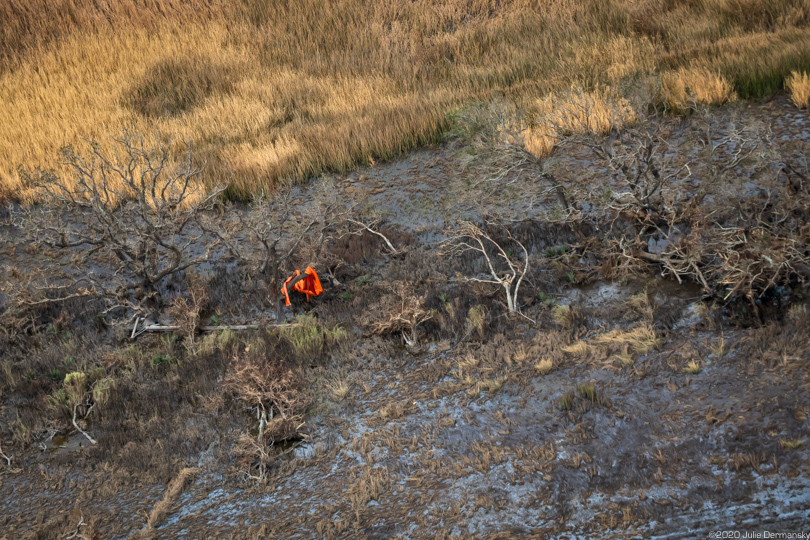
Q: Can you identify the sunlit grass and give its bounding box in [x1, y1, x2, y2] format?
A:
[1, 0, 809, 202]
[786, 70, 810, 108]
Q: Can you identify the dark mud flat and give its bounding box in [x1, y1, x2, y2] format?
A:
[152, 278, 810, 539]
[1, 95, 809, 538]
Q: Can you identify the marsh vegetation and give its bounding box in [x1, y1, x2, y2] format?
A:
[1, 1, 809, 538]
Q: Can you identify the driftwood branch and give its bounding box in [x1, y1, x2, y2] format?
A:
[347, 219, 399, 254]
[131, 323, 300, 338]
[72, 402, 97, 446]
[0, 441, 12, 467]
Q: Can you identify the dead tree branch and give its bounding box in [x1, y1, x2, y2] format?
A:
[15, 131, 228, 322]
[0, 440, 12, 467]
[347, 218, 400, 254]
[445, 219, 531, 316]
[209, 182, 349, 322]
[72, 398, 97, 446]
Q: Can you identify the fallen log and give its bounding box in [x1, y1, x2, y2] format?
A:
[132, 323, 299, 339]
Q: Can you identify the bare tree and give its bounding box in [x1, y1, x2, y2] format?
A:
[457, 98, 572, 212]
[210, 181, 347, 322]
[15, 132, 228, 321]
[445, 219, 531, 317]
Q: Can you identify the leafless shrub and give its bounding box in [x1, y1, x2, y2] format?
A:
[361, 281, 434, 347]
[14, 132, 228, 322]
[167, 272, 209, 346]
[210, 180, 348, 322]
[224, 337, 310, 479]
[445, 219, 531, 317]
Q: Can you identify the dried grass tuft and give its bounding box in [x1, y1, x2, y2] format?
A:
[786, 70, 810, 109]
[659, 68, 737, 113]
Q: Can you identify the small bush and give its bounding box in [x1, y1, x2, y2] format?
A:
[63, 371, 87, 408]
[151, 355, 172, 367]
[786, 71, 810, 109]
[92, 377, 116, 408]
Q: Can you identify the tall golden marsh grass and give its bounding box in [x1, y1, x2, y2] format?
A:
[1, 0, 809, 201]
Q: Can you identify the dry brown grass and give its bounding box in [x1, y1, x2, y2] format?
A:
[659, 67, 738, 113]
[786, 70, 810, 108]
[593, 325, 660, 356]
[131, 466, 198, 538]
[0, 0, 808, 202]
[524, 87, 637, 158]
[563, 325, 660, 363]
[534, 358, 554, 375]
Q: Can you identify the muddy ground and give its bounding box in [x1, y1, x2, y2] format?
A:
[1, 95, 809, 538]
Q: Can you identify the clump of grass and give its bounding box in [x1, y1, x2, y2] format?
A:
[480, 375, 508, 393]
[684, 360, 701, 374]
[593, 325, 660, 355]
[557, 392, 574, 411]
[546, 246, 568, 258]
[282, 315, 347, 360]
[198, 328, 238, 355]
[626, 290, 654, 322]
[780, 439, 803, 450]
[524, 87, 636, 158]
[561, 340, 591, 357]
[535, 358, 554, 375]
[659, 67, 737, 113]
[466, 305, 488, 340]
[786, 70, 810, 109]
[327, 378, 350, 403]
[537, 292, 555, 307]
[552, 304, 582, 329]
[709, 336, 726, 359]
[576, 383, 596, 402]
[379, 401, 409, 420]
[613, 351, 636, 367]
[466, 375, 507, 399]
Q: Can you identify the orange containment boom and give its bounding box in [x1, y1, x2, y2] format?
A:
[281, 267, 324, 307]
